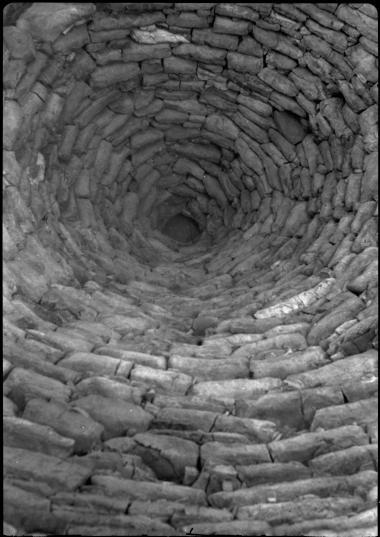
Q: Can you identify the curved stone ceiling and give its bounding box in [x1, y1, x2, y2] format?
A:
[3, 3, 378, 536]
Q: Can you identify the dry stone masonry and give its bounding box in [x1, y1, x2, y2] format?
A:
[3, 2, 378, 536]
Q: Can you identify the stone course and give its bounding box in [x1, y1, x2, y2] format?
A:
[2, 2, 378, 535]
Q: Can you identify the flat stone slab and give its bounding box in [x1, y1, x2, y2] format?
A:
[250, 346, 328, 379]
[181, 519, 270, 535]
[131, 365, 193, 394]
[237, 461, 311, 487]
[58, 351, 132, 377]
[191, 378, 283, 400]
[4, 446, 93, 491]
[309, 444, 378, 476]
[169, 354, 249, 380]
[151, 406, 217, 432]
[26, 329, 95, 353]
[73, 394, 153, 438]
[4, 367, 72, 409]
[131, 432, 199, 482]
[213, 415, 278, 443]
[268, 425, 368, 463]
[23, 398, 104, 453]
[201, 442, 271, 466]
[311, 397, 378, 430]
[285, 350, 378, 389]
[236, 496, 365, 524]
[75, 376, 143, 404]
[4, 416, 75, 458]
[91, 474, 207, 505]
[236, 390, 304, 430]
[209, 470, 378, 508]
[95, 346, 167, 369]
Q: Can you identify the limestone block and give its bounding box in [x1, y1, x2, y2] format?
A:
[286, 350, 378, 390]
[92, 474, 207, 505]
[226, 51, 262, 73]
[311, 397, 377, 432]
[209, 470, 378, 509]
[347, 259, 378, 294]
[123, 41, 171, 61]
[308, 305, 367, 347]
[361, 152, 378, 202]
[169, 354, 248, 381]
[351, 217, 378, 253]
[4, 367, 72, 408]
[309, 445, 378, 476]
[258, 67, 298, 97]
[193, 28, 239, 50]
[3, 58, 26, 89]
[205, 114, 239, 140]
[131, 432, 199, 481]
[191, 378, 283, 400]
[4, 446, 93, 492]
[251, 347, 328, 381]
[90, 63, 140, 88]
[26, 328, 95, 353]
[59, 351, 130, 376]
[23, 398, 104, 453]
[201, 442, 271, 467]
[131, 365, 193, 395]
[237, 461, 311, 488]
[351, 201, 377, 234]
[268, 128, 296, 162]
[4, 26, 35, 61]
[131, 26, 188, 44]
[75, 376, 142, 404]
[52, 23, 89, 52]
[17, 3, 96, 42]
[95, 346, 166, 369]
[173, 43, 226, 64]
[4, 396, 18, 417]
[4, 416, 75, 458]
[3, 100, 23, 151]
[269, 425, 368, 464]
[15, 51, 48, 101]
[338, 80, 367, 113]
[181, 520, 270, 535]
[73, 394, 152, 438]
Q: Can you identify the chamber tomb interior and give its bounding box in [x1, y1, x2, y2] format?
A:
[3, 3, 378, 536]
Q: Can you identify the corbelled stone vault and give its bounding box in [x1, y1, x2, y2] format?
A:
[3, 3, 378, 536]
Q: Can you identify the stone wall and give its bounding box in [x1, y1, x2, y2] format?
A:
[3, 3, 378, 536]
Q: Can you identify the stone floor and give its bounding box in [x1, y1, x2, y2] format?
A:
[4, 220, 378, 536]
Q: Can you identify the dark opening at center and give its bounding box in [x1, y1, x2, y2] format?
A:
[161, 214, 201, 244]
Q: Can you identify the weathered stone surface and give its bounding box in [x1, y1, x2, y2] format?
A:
[4, 367, 72, 408]
[131, 432, 199, 481]
[268, 425, 368, 463]
[237, 461, 311, 487]
[23, 398, 104, 453]
[236, 496, 365, 524]
[73, 394, 153, 439]
[201, 442, 271, 466]
[191, 378, 283, 400]
[4, 446, 93, 491]
[131, 365, 193, 394]
[17, 3, 96, 42]
[309, 444, 378, 476]
[4, 416, 75, 458]
[92, 474, 207, 505]
[209, 470, 378, 508]
[310, 398, 378, 431]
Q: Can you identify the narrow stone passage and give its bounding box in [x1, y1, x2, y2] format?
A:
[3, 3, 378, 536]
